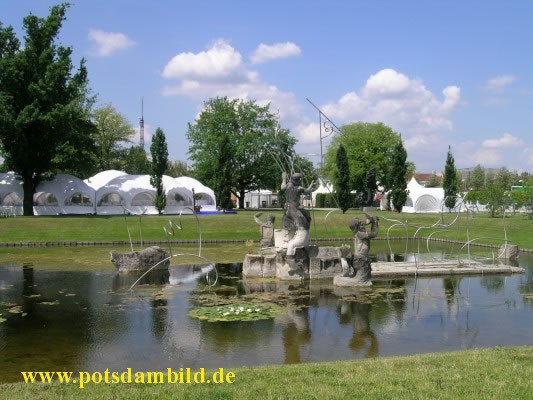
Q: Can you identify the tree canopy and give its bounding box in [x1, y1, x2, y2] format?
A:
[0, 3, 95, 215]
[388, 137, 409, 212]
[187, 97, 303, 209]
[323, 122, 406, 193]
[150, 128, 168, 214]
[443, 146, 459, 211]
[92, 103, 134, 171]
[334, 144, 351, 213]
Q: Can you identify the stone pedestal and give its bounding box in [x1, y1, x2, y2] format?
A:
[242, 246, 344, 280]
[110, 246, 170, 273]
[499, 244, 519, 261]
[333, 275, 373, 287]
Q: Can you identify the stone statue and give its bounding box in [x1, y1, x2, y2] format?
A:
[341, 213, 379, 284]
[254, 212, 275, 249]
[280, 172, 316, 272]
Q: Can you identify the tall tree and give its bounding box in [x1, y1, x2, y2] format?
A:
[323, 122, 409, 193]
[214, 134, 234, 210]
[466, 164, 485, 190]
[187, 97, 297, 209]
[443, 146, 459, 211]
[165, 160, 189, 177]
[93, 103, 134, 170]
[0, 4, 95, 215]
[122, 146, 150, 175]
[150, 128, 168, 214]
[334, 144, 351, 213]
[389, 138, 409, 212]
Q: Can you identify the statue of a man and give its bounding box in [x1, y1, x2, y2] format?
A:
[254, 212, 275, 249]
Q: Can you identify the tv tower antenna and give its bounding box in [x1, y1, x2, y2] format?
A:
[139, 97, 145, 148]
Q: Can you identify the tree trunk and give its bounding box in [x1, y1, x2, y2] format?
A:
[238, 189, 245, 209]
[22, 176, 35, 216]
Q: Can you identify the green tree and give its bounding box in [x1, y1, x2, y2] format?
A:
[122, 146, 150, 174]
[165, 160, 189, 177]
[466, 164, 485, 190]
[388, 137, 409, 212]
[93, 103, 134, 170]
[323, 122, 406, 193]
[214, 134, 234, 210]
[494, 167, 514, 191]
[443, 146, 459, 211]
[187, 97, 297, 209]
[0, 4, 95, 215]
[425, 172, 441, 188]
[334, 144, 351, 213]
[150, 128, 168, 214]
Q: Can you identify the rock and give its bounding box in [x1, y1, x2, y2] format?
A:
[110, 246, 170, 273]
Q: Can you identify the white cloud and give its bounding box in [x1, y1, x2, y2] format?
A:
[88, 29, 135, 57]
[161, 39, 302, 124]
[482, 132, 524, 148]
[318, 68, 461, 139]
[250, 42, 301, 64]
[162, 39, 252, 82]
[470, 148, 503, 166]
[484, 75, 517, 91]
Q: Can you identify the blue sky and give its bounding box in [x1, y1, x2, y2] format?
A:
[3, 0, 532, 173]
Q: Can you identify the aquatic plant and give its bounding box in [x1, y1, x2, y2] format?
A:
[188, 303, 286, 322]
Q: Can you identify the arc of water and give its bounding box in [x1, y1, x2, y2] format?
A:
[163, 206, 202, 257]
[381, 216, 409, 262]
[129, 252, 218, 290]
[122, 207, 147, 252]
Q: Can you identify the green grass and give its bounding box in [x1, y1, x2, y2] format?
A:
[0, 210, 532, 248]
[2, 346, 532, 399]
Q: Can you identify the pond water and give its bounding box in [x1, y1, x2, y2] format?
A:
[1, 245, 532, 383]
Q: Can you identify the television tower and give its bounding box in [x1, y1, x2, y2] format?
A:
[139, 97, 145, 148]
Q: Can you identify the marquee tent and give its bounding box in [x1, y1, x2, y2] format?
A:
[0, 170, 216, 215]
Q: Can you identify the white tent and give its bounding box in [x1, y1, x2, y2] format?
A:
[175, 176, 216, 211]
[33, 174, 95, 215]
[388, 177, 463, 213]
[0, 170, 216, 215]
[0, 172, 23, 215]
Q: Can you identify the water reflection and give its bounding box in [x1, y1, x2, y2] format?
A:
[0, 251, 532, 383]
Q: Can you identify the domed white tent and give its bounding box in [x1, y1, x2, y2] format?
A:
[34, 174, 96, 215]
[387, 177, 464, 213]
[84, 170, 127, 191]
[175, 176, 216, 211]
[0, 172, 23, 215]
[96, 174, 154, 215]
[163, 175, 194, 214]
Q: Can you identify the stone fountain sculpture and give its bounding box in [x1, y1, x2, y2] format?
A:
[243, 172, 348, 280]
[279, 172, 316, 275]
[334, 213, 378, 286]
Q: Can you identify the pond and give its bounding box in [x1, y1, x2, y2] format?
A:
[1, 244, 532, 383]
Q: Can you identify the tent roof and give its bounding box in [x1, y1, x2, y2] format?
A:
[85, 170, 127, 190]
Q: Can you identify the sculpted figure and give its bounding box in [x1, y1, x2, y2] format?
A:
[343, 214, 379, 282]
[280, 172, 316, 271]
[254, 212, 275, 249]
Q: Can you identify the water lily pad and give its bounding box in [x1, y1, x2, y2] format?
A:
[188, 303, 286, 322]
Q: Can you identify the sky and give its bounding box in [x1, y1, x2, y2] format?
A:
[3, 0, 533, 174]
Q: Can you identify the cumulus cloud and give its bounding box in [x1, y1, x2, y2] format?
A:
[161, 39, 303, 124]
[316, 68, 460, 145]
[88, 29, 135, 57]
[250, 42, 301, 64]
[162, 39, 252, 82]
[482, 132, 524, 148]
[484, 75, 517, 91]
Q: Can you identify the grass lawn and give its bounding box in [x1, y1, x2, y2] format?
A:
[0, 209, 531, 249]
[2, 346, 532, 399]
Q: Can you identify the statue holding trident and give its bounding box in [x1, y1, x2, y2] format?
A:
[280, 171, 316, 272]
